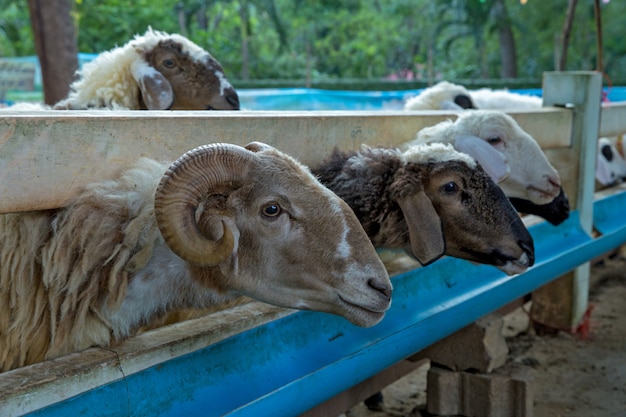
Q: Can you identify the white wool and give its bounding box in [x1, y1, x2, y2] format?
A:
[403, 142, 477, 168]
[404, 81, 472, 111]
[154, 31, 215, 62]
[453, 110, 523, 139]
[470, 88, 542, 110]
[57, 40, 143, 109]
[403, 81, 543, 112]
[411, 110, 525, 145]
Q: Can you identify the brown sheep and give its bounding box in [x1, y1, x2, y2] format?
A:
[0, 142, 392, 372]
[53, 28, 239, 110]
[312, 142, 534, 274]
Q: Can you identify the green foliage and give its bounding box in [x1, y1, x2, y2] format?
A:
[2, 0, 626, 84]
[0, 1, 33, 56]
[74, 0, 181, 52]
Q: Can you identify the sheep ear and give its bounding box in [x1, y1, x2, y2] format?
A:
[131, 60, 174, 110]
[397, 191, 445, 266]
[454, 135, 510, 183]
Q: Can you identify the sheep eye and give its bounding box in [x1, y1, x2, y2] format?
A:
[486, 137, 502, 146]
[163, 59, 176, 68]
[442, 182, 458, 194]
[262, 203, 281, 217]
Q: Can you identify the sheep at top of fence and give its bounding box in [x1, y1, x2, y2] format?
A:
[0, 142, 392, 372]
[404, 109, 569, 225]
[311, 142, 534, 274]
[403, 80, 542, 111]
[403, 81, 476, 111]
[51, 27, 240, 111]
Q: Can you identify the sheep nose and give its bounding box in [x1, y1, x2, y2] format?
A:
[368, 277, 392, 300]
[548, 175, 561, 188]
[226, 91, 240, 110]
[519, 238, 535, 266]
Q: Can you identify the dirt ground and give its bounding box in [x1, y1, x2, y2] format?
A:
[342, 254, 626, 417]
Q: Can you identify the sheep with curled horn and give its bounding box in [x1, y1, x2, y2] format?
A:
[405, 109, 570, 226]
[0, 142, 392, 372]
[312, 142, 535, 275]
[52, 27, 240, 110]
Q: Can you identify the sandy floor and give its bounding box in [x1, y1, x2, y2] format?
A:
[342, 254, 626, 417]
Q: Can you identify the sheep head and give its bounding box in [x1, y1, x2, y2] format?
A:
[596, 137, 626, 187]
[404, 81, 476, 111]
[313, 145, 534, 275]
[154, 142, 392, 327]
[457, 111, 561, 204]
[52, 29, 240, 111]
[398, 143, 535, 275]
[133, 33, 240, 110]
[415, 111, 564, 205]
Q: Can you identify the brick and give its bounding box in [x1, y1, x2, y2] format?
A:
[426, 365, 533, 417]
[410, 314, 508, 373]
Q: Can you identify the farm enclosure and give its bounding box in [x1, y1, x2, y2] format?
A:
[1, 72, 625, 417]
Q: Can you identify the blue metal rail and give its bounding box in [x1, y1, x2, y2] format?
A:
[23, 189, 626, 417]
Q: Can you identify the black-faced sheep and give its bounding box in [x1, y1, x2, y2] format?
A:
[0, 142, 392, 372]
[53, 28, 240, 110]
[405, 110, 570, 225]
[312, 142, 534, 275]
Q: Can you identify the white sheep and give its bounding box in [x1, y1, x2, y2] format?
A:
[0, 142, 392, 372]
[469, 87, 543, 110]
[404, 81, 476, 111]
[403, 81, 541, 111]
[405, 110, 570, 225]
[312, 142, 534, 275]
[596, 137, 626, 186]
[53, 28, 239, 110]
[445, 84, 620, 194]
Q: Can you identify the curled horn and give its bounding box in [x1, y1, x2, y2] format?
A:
[154, 143, 258, 266]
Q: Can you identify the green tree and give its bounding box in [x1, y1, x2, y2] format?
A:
[3, 0, 626, 85]
[434, 0, 495, 78]
[492, 0, 516, 78]
[74, 0, 180, 53]
[0, 1, 34, 56]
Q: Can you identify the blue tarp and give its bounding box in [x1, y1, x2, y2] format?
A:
[238, 88, 414, 110]
[238, 87, 625, 111]
[3, 54, 626, 109]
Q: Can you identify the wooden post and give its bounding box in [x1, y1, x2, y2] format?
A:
[532, 71, 602, 331]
